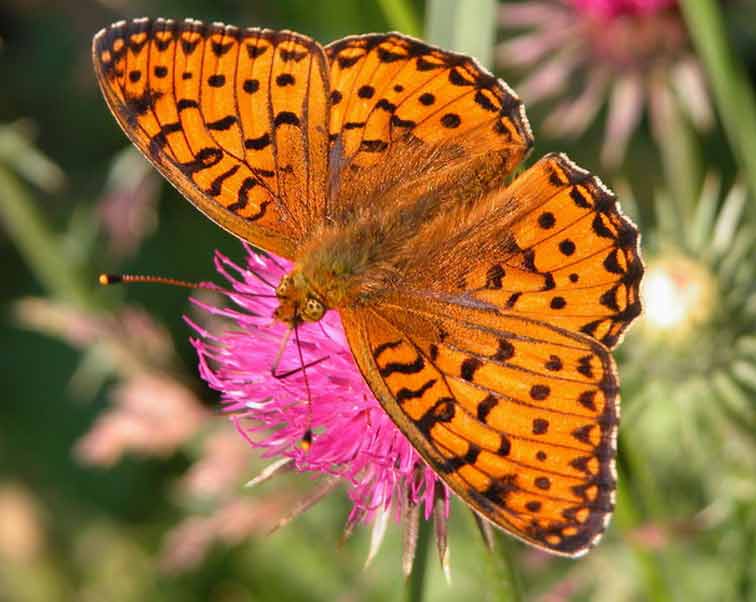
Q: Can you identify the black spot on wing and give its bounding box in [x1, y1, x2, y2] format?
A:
[396, 379, 437, 403]
[206, 115, 238, 131]
[247, 200, 271, 222]
[379, 355, 425, 378]
[177, 98, 199, 111]
[227, 177, 258, 212]
[460, 357, 482, 381]
[246, 43, 268, 59]
[206, 164, 240, 197]
[245, 133, 271, 150]
[477, 394, 498, 422]
[274, 111, 301, 127]
[372, 339, 403, 361]
[360, 139, 388, 153]
[279, 47, 307, 62]
[416, 397, 455, 436]
[180, 147, 223, 175]
[207, 74, 226, 87]
[211, 40, 234, 56]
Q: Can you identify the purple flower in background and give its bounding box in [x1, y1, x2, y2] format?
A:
[187, 247, 450, 570]
[571, 0, 677, 19]
[97, 148, 161, 258]
[498, 0, 712, 167]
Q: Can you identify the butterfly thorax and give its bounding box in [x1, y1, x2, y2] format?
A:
[274, 217, 401, 324]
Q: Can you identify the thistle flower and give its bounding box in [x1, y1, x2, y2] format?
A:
[497, 0, 713, 167]
[641, 254, 716, 338]
[622, 173, 756, 546]
[188, 247, 449, 572]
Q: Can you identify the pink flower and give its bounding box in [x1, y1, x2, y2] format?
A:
[75, 374, 207, 466]
[570, 0, 676, 19]
[498, 0, 712, 167]
[160, 496, 294, 573]
[188, 247, 447, 533]
[97, 148, 161, 258]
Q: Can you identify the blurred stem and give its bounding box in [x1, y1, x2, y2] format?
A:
[614, 465, 671, 602]
[377, 0, 421, 37]
[618, 432, 665, 519]
[0, 165, 96, 309]
[425, 0, 496, 68]
[681, 0, 756, 211]
[486, 534, 523, 602]
[404, 516, 431, 602]
[651, 73, 700, 226]
[468, 509, 522, 601]
[735, 504, 756, 600]
[0, 123, 65, 193]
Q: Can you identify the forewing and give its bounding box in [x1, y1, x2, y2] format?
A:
[92, 18, 331, 258]
[324, 33, 533, 212]
[341, 296, 618, 557]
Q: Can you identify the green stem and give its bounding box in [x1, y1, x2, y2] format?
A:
[0, 124, 65, 193]
[377, 0, 422, 37]
[404, 516, 432, 602]
[651, 73, 701, 227]
[0, 165, 96, 309]
[469, 512, 523, 602]
[488, 535, 523, 602]
[680, 0, 756, 211]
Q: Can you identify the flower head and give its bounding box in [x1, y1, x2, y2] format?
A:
[97, 147, 160, 258]
[642, 254, 716, 337]
[188, 247, 447, 533]
[622, 174, 756, 509]
[570, 0, 676, 19]
[498, 0, 712, 167]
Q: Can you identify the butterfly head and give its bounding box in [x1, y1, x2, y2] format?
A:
[274, 272, 326, 325]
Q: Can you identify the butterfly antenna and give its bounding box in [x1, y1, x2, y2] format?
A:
[294, 322, 314, 452]
[99, 273, 278, 298]
[99, 273, 211, 289]
[271, 322, 330, 380]
[270, 327, 294, 377]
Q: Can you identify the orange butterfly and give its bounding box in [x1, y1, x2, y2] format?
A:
[92, 17, 643, 557]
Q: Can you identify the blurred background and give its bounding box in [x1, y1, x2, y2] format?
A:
[2, 0, 756, 600]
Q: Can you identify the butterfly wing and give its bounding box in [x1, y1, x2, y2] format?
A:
[324, 33, 533, 214]
[92, 18, 331, 258]
[434, 153, 643, 349]
[339, 155, 642, 556]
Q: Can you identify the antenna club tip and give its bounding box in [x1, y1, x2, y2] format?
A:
[98, 273, 121, 285]
[300, 429, 313, 452]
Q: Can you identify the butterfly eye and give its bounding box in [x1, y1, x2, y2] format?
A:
[276, 276, 292, 298]
[302, 297, 325, 321]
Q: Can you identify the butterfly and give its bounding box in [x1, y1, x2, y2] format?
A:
[92, 17, 643, 557]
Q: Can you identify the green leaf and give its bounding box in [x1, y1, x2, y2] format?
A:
[377, 0, 422, 37]
[425, 0, 496, 69]
[681, 0, 756, 214]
